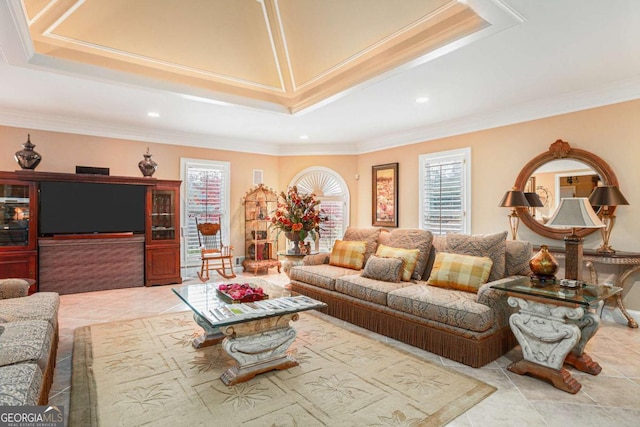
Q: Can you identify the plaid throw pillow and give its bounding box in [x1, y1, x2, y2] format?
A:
[444, 231, 507, 282]
[329, 240, 367, 270]
[375, 244, 420, 281]
[427, 252, 493, 293]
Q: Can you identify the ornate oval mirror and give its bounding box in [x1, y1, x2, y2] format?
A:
[514, 139, 619, 239]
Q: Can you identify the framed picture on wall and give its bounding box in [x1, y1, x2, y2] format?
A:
[372, 163, 398, 227]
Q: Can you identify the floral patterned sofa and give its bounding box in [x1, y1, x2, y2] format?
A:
[289, 228, 532, 368]
[0, 279, 60, 405]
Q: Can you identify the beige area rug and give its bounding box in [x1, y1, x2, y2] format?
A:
[70, 311, 495, 427]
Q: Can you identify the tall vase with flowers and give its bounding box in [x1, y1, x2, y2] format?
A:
[269, 186, 326, 254]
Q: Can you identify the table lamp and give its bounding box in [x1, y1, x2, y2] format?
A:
[499, 190, 530, 240]
[588, 185, 629, 253]
[524, 192, 544, 218]
[546, 197, 604, 281]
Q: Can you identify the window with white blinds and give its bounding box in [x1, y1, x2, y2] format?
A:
[292, 167, 349, 252]
[180, 158, 230, 268]
[419, 148, 471, 235]
[316, 200, 344, 252]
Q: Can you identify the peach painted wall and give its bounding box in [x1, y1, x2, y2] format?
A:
[1, 99, 639, 313]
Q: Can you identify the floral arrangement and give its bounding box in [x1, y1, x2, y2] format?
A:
[218, 283, 266, 302]
[269, 186, 326, 241]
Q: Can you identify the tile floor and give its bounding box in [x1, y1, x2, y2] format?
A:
[50, 272, 640, 426]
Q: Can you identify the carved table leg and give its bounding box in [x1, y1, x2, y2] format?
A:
[566, 311, 602, 375]
[192, 313, 225, 349]
[219, 313, 300, 386]
[584, 261, 598, 285]
[615, 265, 640, 328]
[614, 293, 638, 328]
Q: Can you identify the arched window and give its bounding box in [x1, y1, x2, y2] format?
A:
[290, 167, 349, 253]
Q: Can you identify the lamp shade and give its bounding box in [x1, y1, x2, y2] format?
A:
[588, 185, 629, 207]
[524, 192, 544, 208]
[547, 198, 604, 229]
[499, 190, 529, 208]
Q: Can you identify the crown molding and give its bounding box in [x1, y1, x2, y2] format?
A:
[0, 108, 283, 156]
[357, 76, 640, 154]
[276, 142, 359, 156]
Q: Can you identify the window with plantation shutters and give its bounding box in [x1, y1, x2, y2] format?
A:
[292, 167, 349, 253]
[419, 148, 471, 235]
[180, 158, 230, 269]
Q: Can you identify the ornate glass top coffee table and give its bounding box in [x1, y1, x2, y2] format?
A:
[491, 280, 621, 393]
[173, 279, 326, 385]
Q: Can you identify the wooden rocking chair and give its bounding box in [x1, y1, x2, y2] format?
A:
[196, 218, 236, 280]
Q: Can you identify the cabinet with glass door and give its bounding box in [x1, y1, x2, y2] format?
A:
[0, 180, 37, 288]
[146, 182, 182, 285]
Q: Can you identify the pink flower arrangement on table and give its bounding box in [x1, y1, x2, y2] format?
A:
[268, 186, 327, 241]
[218, 283, 266, 302]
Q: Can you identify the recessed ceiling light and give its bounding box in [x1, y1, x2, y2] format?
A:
[147, 112, 160, 118]
[415, 97, 430, 103]
[299, 135, 309, 140]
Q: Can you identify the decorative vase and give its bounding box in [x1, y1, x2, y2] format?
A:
[285, 231, 301, 255]
[14, 134, 42, 170]
[529, 245, 559, 283]
[138, 147, 157, 177]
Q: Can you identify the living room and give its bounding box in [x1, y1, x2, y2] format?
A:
[1, 1, 639, 426]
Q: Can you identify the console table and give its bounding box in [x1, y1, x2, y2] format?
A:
[535, 246, 640, 328]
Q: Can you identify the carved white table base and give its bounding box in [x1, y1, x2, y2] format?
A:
[193, 312, 300, 385]
[507, 296, 602, 394]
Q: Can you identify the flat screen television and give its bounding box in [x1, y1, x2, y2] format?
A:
[39, 181, 146, 236]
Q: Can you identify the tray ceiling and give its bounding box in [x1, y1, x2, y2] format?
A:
[3, 1, 637, 156]
[23, 0, 489, 113]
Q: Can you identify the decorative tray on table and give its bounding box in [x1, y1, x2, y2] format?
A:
[216, 283, 268, 303]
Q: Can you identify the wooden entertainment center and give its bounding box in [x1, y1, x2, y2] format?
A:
[0, 170, 182, 294]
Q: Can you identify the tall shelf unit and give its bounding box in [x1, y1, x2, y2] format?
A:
[0, 170, 181, 293]
[242, 184, 281, 274]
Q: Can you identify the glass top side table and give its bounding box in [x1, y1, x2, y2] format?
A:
[491, 281, 621, 394]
